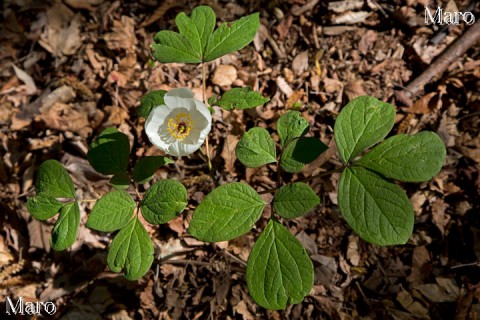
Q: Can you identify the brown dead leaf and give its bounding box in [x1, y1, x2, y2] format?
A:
[344, 79, 366, 100]
[332, 11, 371, 24]
[431, 198, 450, 235]
[37, 102, 92, 137]
[39, 0, 83, 57]
[407, 245, 430, 284]
[212, 65, 237, 87]
[12, 64, 37, 95]
[292, 51, 309, 76]
[358, 30, 377, 55]
[396, 287, 430, 318]
[104, 16, 137, 52]
[404, 92, 441, 114]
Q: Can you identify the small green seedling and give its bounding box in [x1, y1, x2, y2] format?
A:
[28, 5, 446, 311]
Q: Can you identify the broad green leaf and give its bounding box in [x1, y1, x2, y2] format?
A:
[87, 127, 130, 176]
[204, 13, 260, 62]
[137, 90, 167, 118]
[280, 137, 328, 173]
[273, 183, 320, 219]
[152, 31, 202, 63]
[51, 202, 80, 251]
[110, 173, 130, 189]
[216, 87, 269, 111]
[277, 111, 309, 147]
[132, 156, 173, 183]
[36, 160, 76, 198]
[140, 180, 187, 224]
[246, 219, 314, 310]
[356, 131, 446, 182]
[27, 193, 64, 221]
[338, 166, 414, 246]
[334, 96, 395, 163]
[176, 6, 216, 57]
[189, 183, 266, 242]
[86, 190, 136, 232]
[235, 127, 276, 168]
[107, 217, 154, 280]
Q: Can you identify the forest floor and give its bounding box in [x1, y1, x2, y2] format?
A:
[1, 0, 479, 319]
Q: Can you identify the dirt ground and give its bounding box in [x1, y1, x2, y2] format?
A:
[1, 0, 479, 319]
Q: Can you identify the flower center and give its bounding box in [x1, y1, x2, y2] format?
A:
[167, 112, 193, 141]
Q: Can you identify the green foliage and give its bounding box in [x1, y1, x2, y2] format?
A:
[51, 202, 80, 251]
[109, 173, 130, 189]
[189, 183, 266, 242]
[356, 131, 446, 182]
[338, 167, 414, 245]
[277, 111, 309, 147]
[35, 159, 76, 198]
[216, 87, 270, 111]
[133, 156, 173, 183]
[334, 96, 395, 163]
[151, 7, 259, 63]
[273, 182, 320, 219]
[141, 180, 187, 224]
[86, 190, 136, 232]
[107, 217, 154, 280]
[280, 137, 328, 173]
[87, 127, 130, 176]
[235, 127, 276, 168]
[246, 219, 314, 310]
[26, 194, 63, 221]
[137, 90, 167, 118]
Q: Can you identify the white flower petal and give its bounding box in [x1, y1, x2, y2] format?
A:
[193, 99, 212, 127]
[145, 105, 173, 151]
[165, 88, 195, 109]
[168, 140, 202, 157]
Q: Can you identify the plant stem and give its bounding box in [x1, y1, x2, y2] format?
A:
[258, 166, 345, 195]
[201, 62, 213, 173]
[77, 199, 97, 203]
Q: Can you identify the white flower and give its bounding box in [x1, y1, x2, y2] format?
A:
[145, 88, 212, 157]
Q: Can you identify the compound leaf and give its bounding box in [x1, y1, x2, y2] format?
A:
[356, 131, 446, 182]
[87, 127, 130, 176]
[86, 190, 136, 232]
[236, 127, 276, 168]
[189, 183, 266, 242]
[152, 31, 202, 63]
[273, 183, 320, 219]
[110, 173, 130, 189]
[27, 193, 64, 221]
[132, 156, 173, 183]
[280, 137, 328, 173]
[216, 87, 269, 111]
[338, 166, 414, 246]
[107, 217, 154, 281]
[277, 111, 309, 147]
[141, 180, 187, 225]
[137, 90, 167, 118]
[334, 96, 395, 163]
[247, 219, 314, 310]
[204, 13, 260, 62]
[176, 6, 216, 57]
[51, 202, 80, 251]
[36, 160, 76, 198]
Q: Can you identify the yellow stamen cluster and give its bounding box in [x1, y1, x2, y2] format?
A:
[167, 112, 193, 141]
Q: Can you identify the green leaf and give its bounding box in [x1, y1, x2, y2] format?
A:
[140, 180, 187, 225]
[280, 137, 328, 173]
[137, 90, 167, 118]
[204, 13, 260, 62]
[277, 111, 309, 147]
[86, 190, 136, 232]
[216, 87, 269, 111]
[87, 127, 130, 176]
[152, 31, 202, 63]
[27, 193, 64, 221]
[132, 156, 173, 183]
[273, 183, 320, 219]
[356, 131, 446, 182]
[176, 6, 216, 58]
[110, 173, 130, 189]
[35, 160, 76, 198]
[189, 182, 266, 242]
[334, 96, 395, 163]
[246, 219, 314, 310]
[107, 217, 154, 280]
[51, 202, 80, 251]
[235, 127, 276, 168]
[338, 166, 414, 246]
